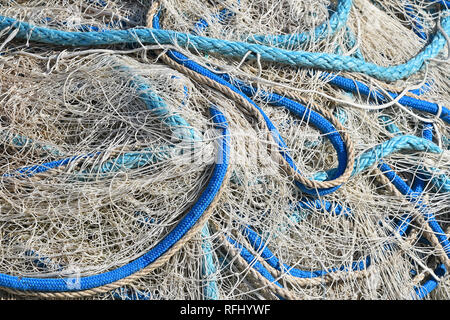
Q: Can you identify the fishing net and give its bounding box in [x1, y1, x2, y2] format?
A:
[0, 0, 448, 300]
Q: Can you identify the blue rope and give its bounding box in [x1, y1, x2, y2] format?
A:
[0, 106, 230, 292]
[152, 11, 352, 196]
[404, 1, 428, 40]
[414, 263, 447, 299]
[382, 165, 448, 247]
[225, 236, 284, 290]
[1, 3, 449, 81]
[2, 153, 99, 178]
[0, 0, 447, 298]
[376, 123, 449, 298]
[152, 6, 449, 297]
[318, 72, 450, 125]
[241, 225, 371, 279]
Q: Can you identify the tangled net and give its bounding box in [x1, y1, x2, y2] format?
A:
[0, 0, 448, 300]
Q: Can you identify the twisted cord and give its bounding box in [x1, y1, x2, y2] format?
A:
[0, 8, 449, 81]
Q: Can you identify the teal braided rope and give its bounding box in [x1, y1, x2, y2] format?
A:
[247, 0, 352, 48]
[378, 115, 402, 136]
[200, 223, 219, 300]
[0, 11, 449, 81]
[313, 134, 442, 181]
[0, 130, 66, 157]
[377, 115, 450, 193]
[80, 145, 173, 177]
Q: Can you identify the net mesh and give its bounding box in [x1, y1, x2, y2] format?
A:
[0, 0, 448, 300]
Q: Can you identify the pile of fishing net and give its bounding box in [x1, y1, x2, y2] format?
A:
[0, 0, 448, 300]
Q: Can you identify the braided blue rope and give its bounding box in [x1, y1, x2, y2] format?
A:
[316, 71, 450, 194]
[379, 167, 450, 258]
[0, 6, 449, 81]
[2, 153, 99, 178]
[414, 263, 447, 298]
[225, 236, 284, 292]
[378, 162, 449, 299]
[0, 106, 230, 292]
[216, 73, 349, 196]
[406, 124, 448, 298]
[242, 225, 371, 279]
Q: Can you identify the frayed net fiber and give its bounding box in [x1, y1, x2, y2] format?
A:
[0, 0, 448, 300]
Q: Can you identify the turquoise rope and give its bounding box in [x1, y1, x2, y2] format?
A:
[377, 116, 450, 193]
[378, 115, 402, 136]
[246, 0, 352, 48]
[200, 224, 220, 300]
[312, 134, 442, 181]
[0, 130, 65, 157]
[0, 9, 449, 81]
